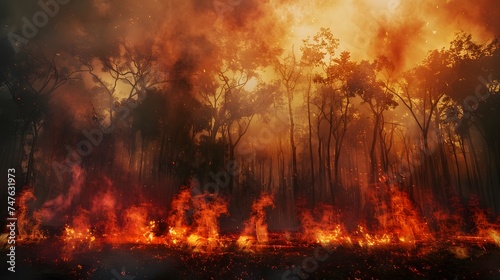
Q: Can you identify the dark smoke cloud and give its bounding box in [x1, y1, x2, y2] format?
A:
[1, 0, 496, 77]
[371, 12, 425, 70]
[352, 0, 499, 70]
[440, 0, 500, 37]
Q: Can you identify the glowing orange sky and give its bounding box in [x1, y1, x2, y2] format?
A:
[273, 0, 496, 70]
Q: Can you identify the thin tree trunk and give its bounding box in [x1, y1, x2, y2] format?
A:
[306, 83, 315, 204]
[138, 137, 146, 183]
[458, 136, 473, 193]
[449, 135, 462, 198]
[288, 95, 299, 196]
[327, 108, 334, 203]
[25, 121, 39, 186]
[369, 114, 380, 183]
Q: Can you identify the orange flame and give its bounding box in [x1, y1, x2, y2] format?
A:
[62, 210, 96, 256]
[18, 189, 45, 242]
[167, 188, 192, 245]
[387, 187, 432, 245]
[300, 204, 351, 246]
[14, 177, 500, 256]
[187, 195, 228, 252]
[167, 188, 229, 252]
[298, 187, 434, 248]
[237, 193, 275, 252]
[471, 199, 500, 247]
[123, 206, 157, 244]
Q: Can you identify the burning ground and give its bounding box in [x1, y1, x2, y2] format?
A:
[1, 0, 500, 279]
[1, 168, 499, 279]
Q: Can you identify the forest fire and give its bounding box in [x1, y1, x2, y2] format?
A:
[17, 189, 44, 243]
[62, 212, 95, 253]
[237, 193, 274, 251]
[1, 0, 500, 279]
[6, 177, 499, 279]
[16, 181, 500, 251]
[1, 172, 500, 279]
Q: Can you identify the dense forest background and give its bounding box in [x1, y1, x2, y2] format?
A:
[1, 0, 499, 230]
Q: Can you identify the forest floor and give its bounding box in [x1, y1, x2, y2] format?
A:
[1, 237, 500, 280]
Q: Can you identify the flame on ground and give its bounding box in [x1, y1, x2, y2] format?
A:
[18, 188, 45, 242]
[300, 204, 351, 246]
[237, 193, 275, 252]
[186, 194, 228, 252]
[123, 206, 157, 244]
[166, 187, 229, 252]
[471, 199, 500, 247]
[62, 210, 96, 254]
[167, 188, 192, 245]
[386, 187, 433, 245]
[14, 180, 500, 257]
[299, 187, 432, 248]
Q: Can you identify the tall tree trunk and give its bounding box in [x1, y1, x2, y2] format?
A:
[138, 137, 146, 183]
[25, 121, 39, 186]
[369, 114, 380, 184]
[458, 136, 473, 193]
[306, 83, 315, 204]
[278, 136, 286, 196]
[287, 95, 299, 196]
[327, 108, 334, 203]
[317, 130, 324, 202]
[449, 135, 462, 198]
